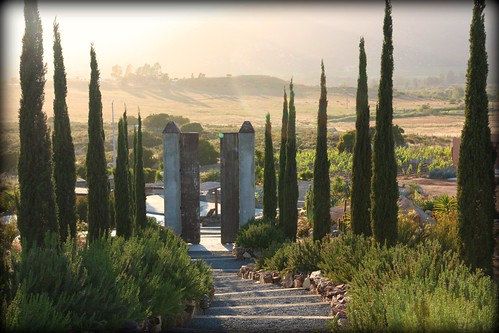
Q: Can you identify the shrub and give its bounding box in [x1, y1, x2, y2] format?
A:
[429, 167, 456, 179]
[347, 240, 498, 332]
[5, 285, 71, 332]
[200, 169, 220, 182]
[263, 238, 323, 274]
[298, 169, 313, 181]
[6, 228, 214, 332]
[235, 217, 287, 250]
[319, 232, 374, 284]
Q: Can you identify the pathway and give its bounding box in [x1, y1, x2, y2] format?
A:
[168, 224, 331, 333]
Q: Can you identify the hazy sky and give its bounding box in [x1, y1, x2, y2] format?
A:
[1, 1, 497, 86]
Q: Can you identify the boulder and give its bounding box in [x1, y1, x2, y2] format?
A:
[282, 271, 294, 288]
[302, 277, 311, 290]
[310, 270, 323, 281]
[243, 251, 252, 259]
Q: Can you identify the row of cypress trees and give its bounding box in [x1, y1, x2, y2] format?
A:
[262, 0, 495, 277]
[17, 0, 148, 249]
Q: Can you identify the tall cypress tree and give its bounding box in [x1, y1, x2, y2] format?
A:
[263, 113, 277, 221]
[278, 88, 288, 223]
[371, 0, 398, 246]
[114, 111, 131, 238]
[457, 0, 494, 276]
[312, 61, 331, 241]
[351, 37, 372, 237]
[86, 44, 110, 241]
[134, 113, 147, 230]
[281, 79, 299, 241]
[17, 0, 58, 251]
[52, 20, 76, 242]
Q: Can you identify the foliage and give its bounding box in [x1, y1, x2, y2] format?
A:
[263, 113, 277, 220]
[312, 61, 331, 241]
[200, 169, 220, 182]
[133, 114, 147, 230]
[17, 0, 59, 251]
[5, 227, 214, 332]
[457, 0, 495, 276]
[330, 175, 350, 207]
[429, 167, 456, 179]
[86, 45, 110, 241]
[280, 79, 299, 241]
[319, 232, 375, 283]
[346, 240, 497, 332]
[278, 88, 288, 214]
[143, 113, 189, 130]
[235, 217, 287, 250]
[181, 122, 204, 133]
[114, 111, 131, 238]
[263, 238, 323, 274]
[52, 20, 77, 242]
[370, 0, 398, 247]
[199, 139, 218, 166]
[350, 37, 372, 237]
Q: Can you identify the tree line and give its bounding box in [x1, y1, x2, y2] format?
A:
[261, 0, 495, 276]
[16, 1, 149, 251]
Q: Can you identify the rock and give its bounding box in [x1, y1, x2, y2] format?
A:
[310, 270, 322, 281]
[337, 318, 349, 328]
[282, 271, 294, 288]
[243, 251, 252, 259]
[238, 265, 248, 277]
[302, 277, 311, 290]
[293, 278, 303, 288]
[272, 276, 281, 284]
[243, 271, 250, 279]
[233, 247, 245, 260]
[253, 272, 260, 281]
[248, 271, 254, 280]
[260, 272, 273, 284]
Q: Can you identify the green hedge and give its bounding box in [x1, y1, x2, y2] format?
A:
[5, 228, 213, 332]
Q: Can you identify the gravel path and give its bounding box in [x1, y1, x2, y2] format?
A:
[174, 251, 331, 333]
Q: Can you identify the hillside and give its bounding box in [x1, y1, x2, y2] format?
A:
[1, 75, 465, 136]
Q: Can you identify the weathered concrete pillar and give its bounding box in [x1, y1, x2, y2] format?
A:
[163, 122, 181, 235]
[180, 132, 200, 244]
[220, 132, 239, 243]
[239, 121, 255, 227]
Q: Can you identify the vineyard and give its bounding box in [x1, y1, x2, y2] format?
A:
[295, 145, 454, 181]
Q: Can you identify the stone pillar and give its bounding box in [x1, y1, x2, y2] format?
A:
[220, 132, 239, 243]
[180, 132, 200, 244]
[163, 122, 181, 235]
[239, 121, 255, 227]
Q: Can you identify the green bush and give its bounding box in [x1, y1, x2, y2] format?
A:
[200, 169, 220, 182]
[318, 232, 374, 284]
[347, 240, 498, 332]
[263, 238, 322, 274]
[6, 285, 71, 332]
[235, 217, 287, 250]
[6, 228, 214, 332]
[429, 167, 456, 179]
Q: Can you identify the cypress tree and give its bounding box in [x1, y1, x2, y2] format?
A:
[351, 37, 372, 237]
[281, 79, 299, 241]
[52, 19, 76, 242]
[312, 61, 331, 241]
[371, 0, 398, 246]
[134, 113, 147, 230]
[457, 0, 495, 276]
[114, 111, 131, 238]
[263, 112, 277, 221]
[86, 45, 110, 241]
[17, 0, 58, 251]
[278, 88, 288, 223]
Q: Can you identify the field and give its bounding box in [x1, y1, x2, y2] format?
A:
[1, 76, 466, 138]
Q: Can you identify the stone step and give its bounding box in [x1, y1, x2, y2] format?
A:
[209, 294, 323, 307]
[184, 315, 329, 333]
[214, 287, 307, 297]
[203, 303, 330, 317]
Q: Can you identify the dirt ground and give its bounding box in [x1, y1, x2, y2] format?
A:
[397, 175, 457, 197]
